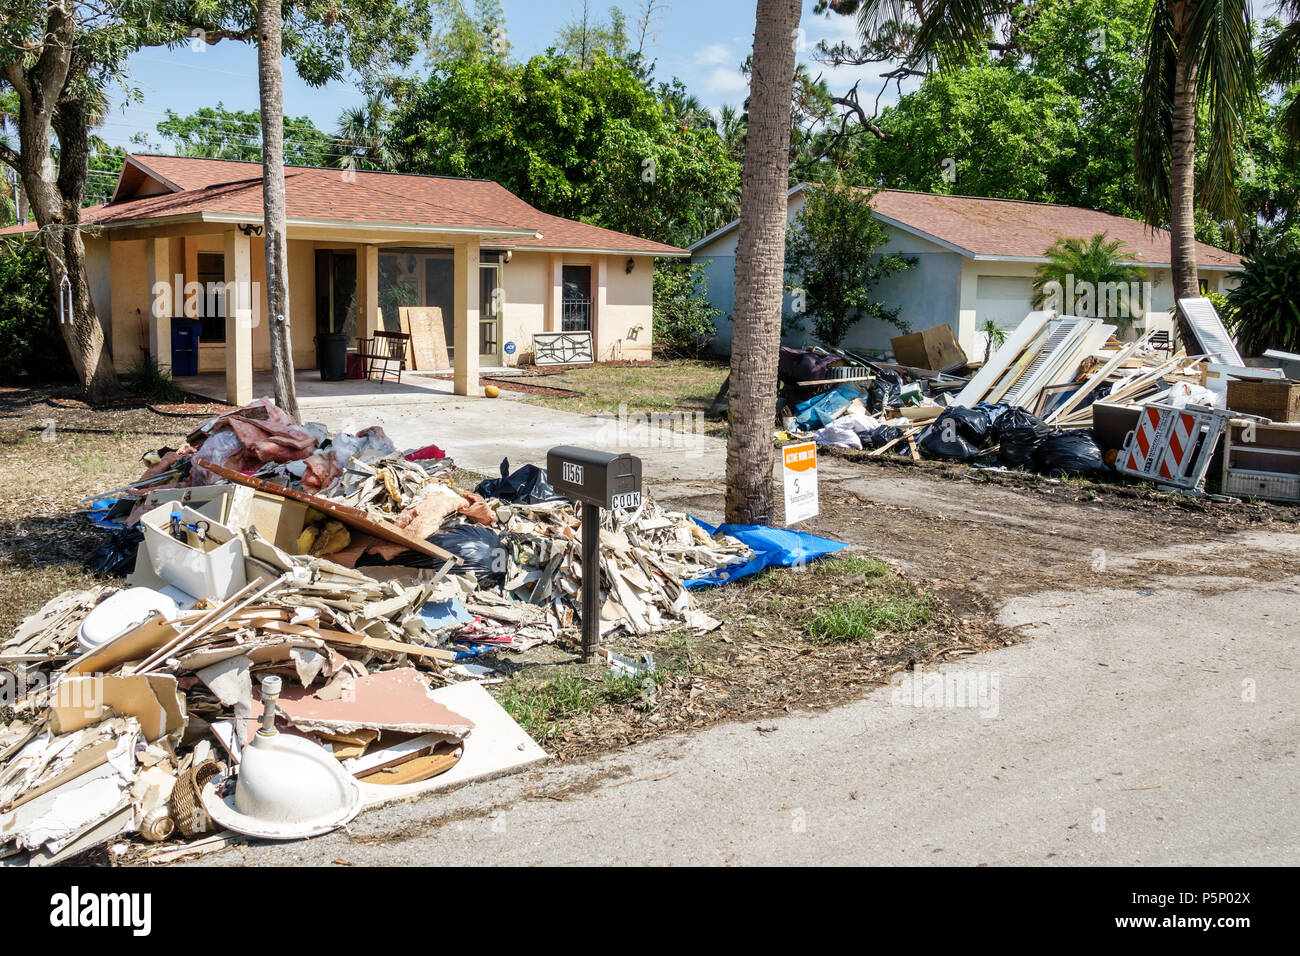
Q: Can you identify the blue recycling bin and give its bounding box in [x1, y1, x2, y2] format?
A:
[170, 320, 202, 376]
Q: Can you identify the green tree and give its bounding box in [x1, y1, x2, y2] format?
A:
[854, 65, 1084, 202]
[554, 3, 630, 67]
[1261, 1, 1300, 143]
[1031, 233, 1147, 335]
[1226, 243, 1300, 353]
[149, 103, 332, 166]
[784, 185, 916, 347]
[389, 53, 740, 247]
[334, 93, 394, 171]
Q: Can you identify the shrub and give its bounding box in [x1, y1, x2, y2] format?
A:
[652, 259, 720, 358]
[0, 236, 75, 384]
[124, 358, 185, 403]
[1226, 244, 1300, 354]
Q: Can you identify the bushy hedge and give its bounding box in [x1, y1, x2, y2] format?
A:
[0, 236, 74, 384]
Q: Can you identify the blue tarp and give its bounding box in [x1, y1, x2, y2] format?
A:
[682, 518, 849, 589]
[792, 384, 863, 430]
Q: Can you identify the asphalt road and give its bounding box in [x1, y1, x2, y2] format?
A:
[197, 531, 1299, 867]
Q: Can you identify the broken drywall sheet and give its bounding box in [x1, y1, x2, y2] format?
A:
[270, 668, 475, 736]
[48, 674, 186, 744]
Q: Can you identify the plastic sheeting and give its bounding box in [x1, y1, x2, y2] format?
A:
[682, 519, 849, 588]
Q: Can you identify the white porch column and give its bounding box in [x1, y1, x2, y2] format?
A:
[359, 244, 380, 336]
[223, 230, 254, 406]
[453, 237, 481, 395]
[545, 252, 563, 332]
[593, 254, 608, 360]
[146, 238, 172, 371]
[956, 260, 979, 360]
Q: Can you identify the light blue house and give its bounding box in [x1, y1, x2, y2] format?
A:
[690, 184, 1244, 361]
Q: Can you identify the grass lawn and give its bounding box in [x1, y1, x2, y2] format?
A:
[518, 359, 730, 437]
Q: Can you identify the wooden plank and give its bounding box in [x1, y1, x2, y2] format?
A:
[401, 306, 449, 371]
[1046, 331, 1152, 424]
[198, 459, 458, 564]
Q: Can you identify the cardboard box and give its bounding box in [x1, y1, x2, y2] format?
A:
[890, 324, 968, 372]
[1226, 379, 1300, 422]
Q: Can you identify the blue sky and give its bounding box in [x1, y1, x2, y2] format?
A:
[101, 1, 910, 156]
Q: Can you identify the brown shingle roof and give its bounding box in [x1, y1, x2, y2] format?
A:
[865, 188, 1242, 269]
[0, 154, 686, 255]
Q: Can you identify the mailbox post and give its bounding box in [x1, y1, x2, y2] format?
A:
[546, 446, 643, 662]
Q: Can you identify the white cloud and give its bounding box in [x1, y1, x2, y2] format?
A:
[702, 65, 747, 95]
[695, 42, 733, 67]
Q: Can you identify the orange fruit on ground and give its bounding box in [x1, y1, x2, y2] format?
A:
[484, 384, 500, 398]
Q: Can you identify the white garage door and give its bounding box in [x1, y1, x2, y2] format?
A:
[976, 275, 1035, 331]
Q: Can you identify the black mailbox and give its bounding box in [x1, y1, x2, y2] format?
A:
[547, 446, 642, 511]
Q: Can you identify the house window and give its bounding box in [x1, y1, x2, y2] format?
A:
[196, 253, 225, 342]
[562, 265, 591, 332]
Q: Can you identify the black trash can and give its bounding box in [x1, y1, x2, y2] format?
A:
[317, 332, 349, 381]
[170, 319, 202, 377]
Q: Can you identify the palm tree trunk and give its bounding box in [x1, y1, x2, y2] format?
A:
[257, 0, 300, 421]
[726, 0, 802, 524]
[1169, 27, 1201, 347]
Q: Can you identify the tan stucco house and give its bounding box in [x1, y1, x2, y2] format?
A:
[9, 154, 685, 402]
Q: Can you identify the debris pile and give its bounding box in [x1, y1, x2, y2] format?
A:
[0, 400, 757, 865]
[781, 299, 1300, 500]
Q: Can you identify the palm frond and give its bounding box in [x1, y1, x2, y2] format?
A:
[1187, 0, 1256, 223]
[1134, 0, 1178, 227]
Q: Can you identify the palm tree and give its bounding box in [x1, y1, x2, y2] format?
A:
[726, 0, 803, 524]
[335, 94, 393, 171]
[257, 0, 300, 420]
[844, 0, 1256, 349]
[1262, 0, 1300, 144]
[1031, 233, 1147, 337]
[717, 103, 747, 158]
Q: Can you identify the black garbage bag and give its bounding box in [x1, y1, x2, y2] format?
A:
[431, 523, 509, 585]
[943, 405, 994, 444]
[917, 421, 982, 461]
[1032, 430, 1110, 477]
[475, 458, 566, 504]
[975, 402, 1014, 429]
[85, 527, 143, 577]
[861, 424, 903, 450]
[993, 408, 1056, 468]
[867, 367, 906, 413]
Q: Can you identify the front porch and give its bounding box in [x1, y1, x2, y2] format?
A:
[176, 366, 527, 408]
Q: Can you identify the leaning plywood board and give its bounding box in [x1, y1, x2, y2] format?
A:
[951, 311, 1053, 407]
[400, 306, 449, 371]
[1178, 298, 1243, 366]
[357, 681, 547, 807]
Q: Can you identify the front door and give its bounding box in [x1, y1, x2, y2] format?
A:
[479, 253, 502, 364]
[562, 265, 591, 331]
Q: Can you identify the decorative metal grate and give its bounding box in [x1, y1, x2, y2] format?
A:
[533, 331, 594, 366]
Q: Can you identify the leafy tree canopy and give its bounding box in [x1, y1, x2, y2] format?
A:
[388, 52, 739, 248]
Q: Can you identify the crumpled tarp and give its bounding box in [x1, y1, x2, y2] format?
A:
[792, 384, 864, 430]
[682, 518, 849, 588]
